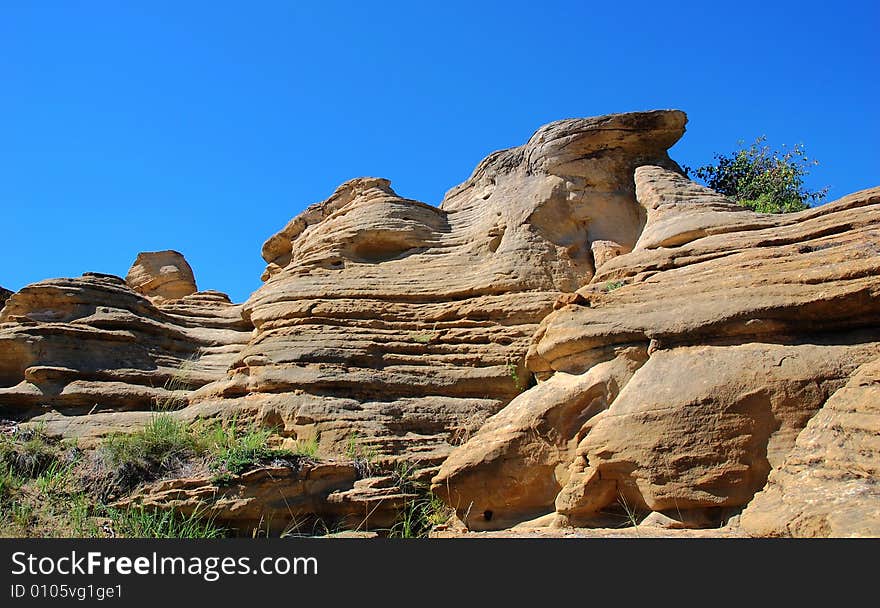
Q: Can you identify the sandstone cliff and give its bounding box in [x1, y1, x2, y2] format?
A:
[1, 110, 877, 537]
[432, 166, 880, 532]
[185, 110, 688, 468]
[0, 260, 252, 443]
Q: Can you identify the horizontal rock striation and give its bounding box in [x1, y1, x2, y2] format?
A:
[3, 110, 877, 537]
[433, 163, 880, 531]
[116, 461, 415, 535]
[186, 110, 688, 466]
[739, 355, 880, 537]
[0, 269, 252, 443]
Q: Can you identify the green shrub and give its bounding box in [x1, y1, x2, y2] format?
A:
[344, 432, 378, 478]
[292, 436, 320, 458]
[102, 414, 196, 467]
[389, 462, 454, 538]
[90, 414, 200, 500]
[685, 137, 827, 213]
[0, 463, 22, 503]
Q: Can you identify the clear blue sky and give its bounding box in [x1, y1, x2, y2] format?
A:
[2, 1, 878, 303]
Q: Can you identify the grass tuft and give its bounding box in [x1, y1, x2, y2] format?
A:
[103, 505, 225, 538]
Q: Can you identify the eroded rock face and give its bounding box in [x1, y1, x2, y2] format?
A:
[0, 262, 252, 442]
[186, 110, 687, 466]
[2, 110, 877, 537]
[433, 164, 880, 531]
[0, 287, 11, 309]
[116, 461, 414, 535]
[739, 355, 880, 537]
[126, 250, 198, 303]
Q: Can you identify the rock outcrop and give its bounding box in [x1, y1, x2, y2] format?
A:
[125, 250, 198, 304]
[0, 286, 11, 310]
[0, 261, 252, 443]
[117, 460, 414, 535]
[2, 109, 878, 537]
[186, 110, 687, 466]
[432, 165, 880, 531]
[739, 355, 880, 537]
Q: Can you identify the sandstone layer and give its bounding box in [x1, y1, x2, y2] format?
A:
[117, 461, 414, 535]
[185, 110, 687, 466]
[739, 355, 880, 537]
[0, 268, 251, 443]
[2, 110, 878, 537]
[433, 165, 880, 532]
[125, 250, 198, 304]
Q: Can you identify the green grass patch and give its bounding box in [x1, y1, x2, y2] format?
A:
[0, 426, 59, 478]
[388, 462, 455, 538]
[103, 506, 225, 538]
[204, 418, 295, 477]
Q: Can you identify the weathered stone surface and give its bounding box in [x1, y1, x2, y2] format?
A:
[739, 356, 880, 537]
[433, 345, 647, 529]
[2, 110, 878, 537]
[118, 462, 413, 535]
[0, 287, 11, 310]
[186, 110, 687, 465]
[436, 162, 880, 529]
[0, 267, 251, 442]
[555, 341, 879, 523]
[125, 250, 198, 303]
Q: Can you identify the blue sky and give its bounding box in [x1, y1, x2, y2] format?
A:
[2, 1, 878, 302]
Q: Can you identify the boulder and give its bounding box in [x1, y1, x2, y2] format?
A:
[125, 250, 198, 303]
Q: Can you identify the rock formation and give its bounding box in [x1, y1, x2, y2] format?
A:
[1, 110, 878, 537]
[0, 263, 251, 443]
[432, 166, 880, 531]
[739, 355, 880, 537]
[185, 110, 687, 467]
[0, 286, 11, 309]
[116, 461, 414, 535]
[125, 250, 198, 304]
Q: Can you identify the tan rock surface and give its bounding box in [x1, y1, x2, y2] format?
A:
[187, 110, 687, 465]
[433, 346, 647, 529]
[0, 266, 251, 442]
[1, 110, 878, 537]
[125, 250, 198, 303]
[555, 341, 878, 523]
[739, 356, 880, 537]
[436, 163, 880, 529]
[118, 462, 414, 535]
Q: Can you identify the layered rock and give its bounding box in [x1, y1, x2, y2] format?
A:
[126, 250, 198, 304]
[433, 164, 880, 531]
[186, 110, 688, 466]
[2, 110, 877, 537]
[117, 461, 414, 535]
[0, 262, 252, 443]
[739, 355, 880, 537]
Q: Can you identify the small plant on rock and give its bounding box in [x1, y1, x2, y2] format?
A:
[603, 280, 625, 292]
[684, 136, 828, 213]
